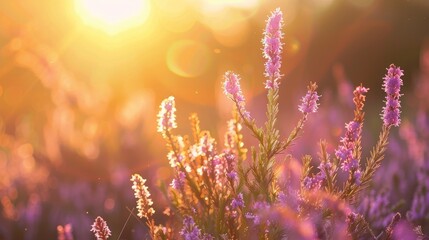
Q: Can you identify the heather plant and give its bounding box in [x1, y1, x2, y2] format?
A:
[90, 8, 428, 240]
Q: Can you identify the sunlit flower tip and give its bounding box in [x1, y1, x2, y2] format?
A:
[263, 8, 284, 89]
[157, 96, 177, 134]
[383, 64, 404, 95]
[382, 64, 403, 127]
[354, 85, 369, 95]
[223, 71, 250, 119]
[91, 216, 111, 240]
[265, 8, 283, 38]
[353, 85, 369, 115]
[130, 174, 155, 219]
[298, 82, 320, 114]
[223, 71, 241, 99]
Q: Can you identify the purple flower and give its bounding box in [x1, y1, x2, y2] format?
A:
[224, 152, 238, 182]
[90, 216, 111, 240]
[231, 193, 244, 209]
[157, 96, 177, 135]
[353, 169, 362, 185]
[263, 8, 284, 89]
[298, 82, 320, 114]
[317, 159, 333, 181]
[223, 71, 250, 119]
[303, 176, 322, 190]
[245, 212, 261, 225]
[344, 121, 361, 142]
[180, 216, 204, 240]
[171, 171, 186, 190]
[335, 120, 361, 173]
[382, 64, 403, 127]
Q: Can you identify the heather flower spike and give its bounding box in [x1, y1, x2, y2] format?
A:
[180, 216, 213, 240]
[91, 216, 111, 240]
[131, 174, 155, 219]
[382, 64, 404, 127]
[335, 85, 370, 185]
[223, 71, 250, 119]
[298, 82, 320, 114]
[353, 85, 369, 122]
[157, 96, 177, 136]
[263, 8, 284, 89]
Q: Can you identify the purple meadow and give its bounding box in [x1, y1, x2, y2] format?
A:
[89, 8, 429, 240]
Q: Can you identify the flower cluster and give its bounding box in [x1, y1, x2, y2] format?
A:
[157, 96, 177, 136]
[298, 82, 320, 114]
[90, 216, 111, 240]
[263, 8, 283, 89]
[382, 64, 404, 127]
[223, 71, 250, 120]
[335, 85, 369, 184]
[179, 216, 213, 240]
[130, 174, 155, 219]
[88, 8, 424, 240]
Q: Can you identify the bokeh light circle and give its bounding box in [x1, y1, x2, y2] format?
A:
[166, 40, 212, 78]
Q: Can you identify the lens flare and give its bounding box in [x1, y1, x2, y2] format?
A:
[75, 0, 150, 35]
[166, 40, 212, 78]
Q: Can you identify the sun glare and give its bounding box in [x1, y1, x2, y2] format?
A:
[75, 0, 150, 35]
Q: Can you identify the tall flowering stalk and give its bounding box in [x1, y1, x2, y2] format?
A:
[222, 10, 322, 214]
[131, 174, 155, 219]
[341, 64, 404, 202]
[130, 174, 157, 238]
[336, 85, 369, 187]
[90, 216, 111, 240]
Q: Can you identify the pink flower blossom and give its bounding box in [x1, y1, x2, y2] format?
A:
[298, 82, 320, 114]
[223, 71, 250, 119]
[90, 216, 111, 240]
[157, 96, 177, 135]
[263, 8, 284, 89]
[382, 64, 403, 127]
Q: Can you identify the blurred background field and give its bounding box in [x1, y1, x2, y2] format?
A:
[0, 0, 428, 239]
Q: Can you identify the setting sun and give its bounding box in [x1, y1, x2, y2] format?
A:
[75, 0, 150, 35]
